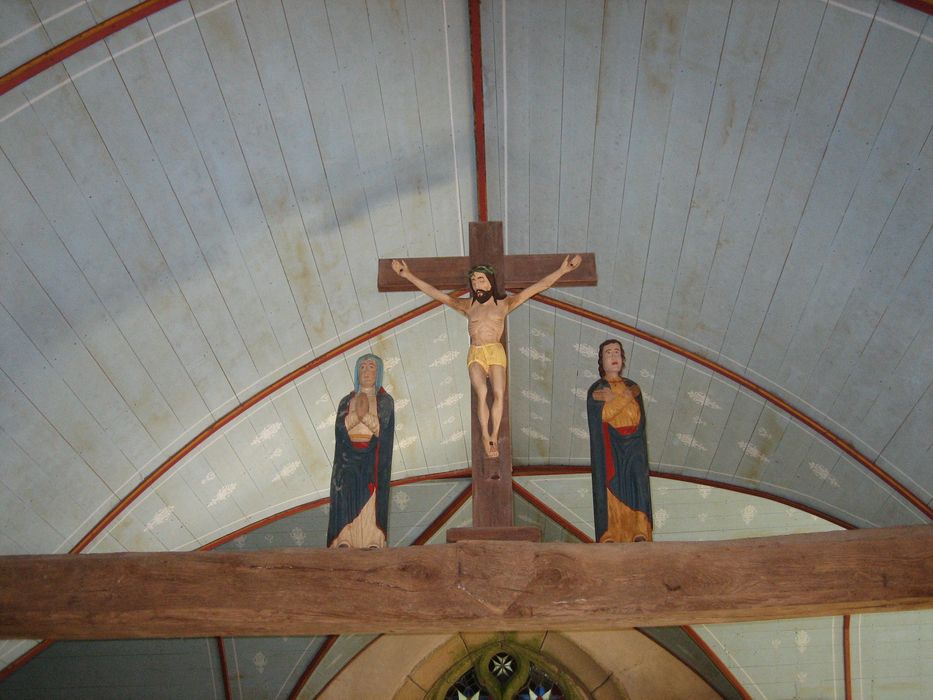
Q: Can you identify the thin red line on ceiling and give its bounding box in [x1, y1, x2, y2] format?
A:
[216, 638, 233, 700]
[469, 0, 488, 221]
[844, 615, 853, 700]
[287, 636, 338, 700]
[682, 626, 755, 700]
[0, 0, 183, 97]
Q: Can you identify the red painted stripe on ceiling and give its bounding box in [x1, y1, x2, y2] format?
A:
[682, 625, 755, 700]
[287, 636, 338, 700]
[0, 0, 183, 97]
[844, 615, 853, 700]
[216, 637, 233, 700]
[536, 293, 932, 521]
[469, 0, 488, 221]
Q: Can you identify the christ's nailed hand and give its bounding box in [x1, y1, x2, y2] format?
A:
[391, 259, 408, 277]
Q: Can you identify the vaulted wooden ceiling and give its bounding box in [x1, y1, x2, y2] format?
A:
[0, 0, 931, 697]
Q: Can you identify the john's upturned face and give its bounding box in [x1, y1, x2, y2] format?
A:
[601, 343, 624, 375]
[359, 359, 378, 389]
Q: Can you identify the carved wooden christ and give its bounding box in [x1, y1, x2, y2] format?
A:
[377, 222, 596, 535]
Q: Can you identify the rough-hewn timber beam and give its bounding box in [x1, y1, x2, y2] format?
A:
[1, 526, 930, 640]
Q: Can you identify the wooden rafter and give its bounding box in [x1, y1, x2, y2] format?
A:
[1, 525, 930, 640]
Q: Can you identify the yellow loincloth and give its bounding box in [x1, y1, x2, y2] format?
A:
[467, 342, 507, 372]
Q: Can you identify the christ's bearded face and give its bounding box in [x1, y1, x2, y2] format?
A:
[470, 272, 493, 302]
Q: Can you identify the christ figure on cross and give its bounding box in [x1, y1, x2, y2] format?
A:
[392, 254, 582, 458]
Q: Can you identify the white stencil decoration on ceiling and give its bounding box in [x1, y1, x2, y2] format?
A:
[571, 387, 588, 400]
[394, 398, 411, 411]
[208, 483, 237, 508]
[742, 505, 758, 524]
[570, 427, 588, 440]
[382, 356, 401, 370]
[251, 422, 282, 445]
[253, 651, 267, 673]
[794, 630, 811, 654]
[518, 346, 551, 362]
[738, 441, 771, 463]
[316, 413, 337, 431]
[289, 527, 305, 546]
[201, 471, 216, 485]
[272, 461, 300, 483]
[392, 491, 410, 510]
[654, 508, 669, 529]
[676, 433, 707, 451]
[521, 427, 549, 441]
[687, 391, 721, 409]
[441, 430, 465, 445]
[430, 350, 459, 367]
[522, 389, 550, 404]
[573, 343, 598, 359]
[144, 506, 175, 532]
[436, 393, 463, 409]
[697, 484, 712, 499]
[433, 333, 447, 343]
[396, 436, 418, 450]
[808, 461, 840, 488]
[639, 369, 654, 379]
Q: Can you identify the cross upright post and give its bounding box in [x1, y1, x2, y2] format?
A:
[377, 222, 596, 540]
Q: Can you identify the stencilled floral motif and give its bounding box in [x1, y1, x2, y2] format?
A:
[441, 430, 465, 445]
[642, 392, 657, 404]
[639, 368, 654, 380]
[741, 505, 758, 524]
[315, 393, 330, 405]
[518, 346, 551, 363]
[436, 393, 464, 409]
[570, 427, 588, 440]
[573, 343, 598, 359]
[771, 638, 782, 650]
[393, 491, 410, 510]
[144, 506, 175, 532]
[394, 398, 411, 411]
[756, 426, 773, 439]
[698, 512, 709, 523]
[382, 356, 401, 371]
[738, 441, 771, 463]
[316, 412, 337, 431]
[794, 630, 811, 654]
[396, 435, 418, 450]
[251, 423, 282, 446]
[267, 447, 283, 459]
[289, 527, 306, 546]
[430, 350, 460, 367]
[233, 535, 247, 549]
[687, 391, 721, 409]
[201, 471, 216, 485]
[796, 672, 808, 685]
[253, 651, 267, 673]
[697, 484, 712, 499]
[272, 461, 300, 484]
[654, 508, 669, 530]
[521, 427, 549, 442]
[522, 389, 550, 404]
[694, 416, 707, 426]
[582, 369, 598, 379]
[432, 332, 448, 344]
[208, 483, 237, 508]
[532, 372, 545, 381]
[676, 433, 707, 451]
[572, 387, 588, 400]
[530, 413, 544, 422]
[808, 461, 840, 488]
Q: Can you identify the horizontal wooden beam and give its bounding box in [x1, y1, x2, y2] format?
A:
[376, 253, 597, 292]
[1, 526, 930, 639]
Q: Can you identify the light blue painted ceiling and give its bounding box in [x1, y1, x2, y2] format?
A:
[0, 0, 930, 696]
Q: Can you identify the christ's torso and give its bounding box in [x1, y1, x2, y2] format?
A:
[467, 299, 509, 345]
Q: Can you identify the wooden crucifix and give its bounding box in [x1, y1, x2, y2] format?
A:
[377, 222, 596, 540]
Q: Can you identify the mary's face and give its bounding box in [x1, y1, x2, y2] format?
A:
[359, 359, 378, 389]
[601, 343, 624, 375]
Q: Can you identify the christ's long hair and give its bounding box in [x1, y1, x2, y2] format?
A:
[597, 339, 626, 378]
[468, 264, 507, 304]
